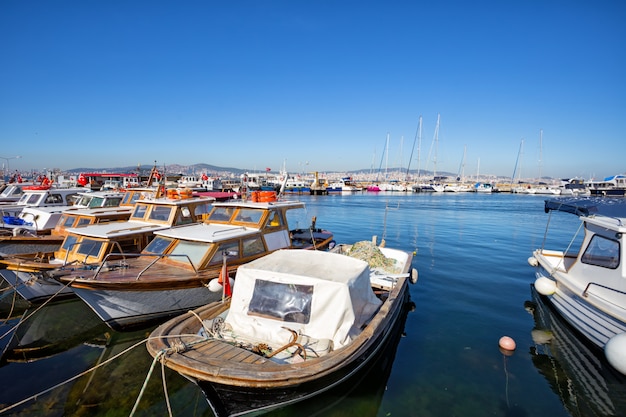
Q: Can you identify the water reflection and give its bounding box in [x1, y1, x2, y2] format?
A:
[525, 285, 626, 417]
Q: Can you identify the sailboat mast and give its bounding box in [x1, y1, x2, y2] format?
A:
[405, 115, 422, 181]
[538, 129, 543, 180]
[433, 113, 440, 179]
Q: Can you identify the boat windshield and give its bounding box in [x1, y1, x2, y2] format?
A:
[148, 206, 173, 222]
[130, 204, 149, 220]
[581, 235, 620, 269]
[233, 208, 264, 225]
[207, 207, 235, 222]
[61, 235, 79, 252]
[169, 240, 212, 268]
[75, 239, 104, 258]
[143, 236, 173, 255]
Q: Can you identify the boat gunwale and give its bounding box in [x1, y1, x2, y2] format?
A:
[146, 274, 408, 388]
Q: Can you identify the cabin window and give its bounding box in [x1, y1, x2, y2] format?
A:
[581, 235, 620, 269]
[61, 215, 75, 228]
[242, 236, 266, 257]
[61, 235, 79, 252]
[170, 240, 211, 267]
[208, 207, 235, 222]
[104, 197, 123, 207]
[143, 236, 173, 255]
[194, 203, 212, 219]
[75, 195, 92, 206]
[149, 206, 172, 222]
[76, 239, 104, 258]
[131, 204, 148, 220]
[44, 194, 64, 204]
[209, 242, 240, 265]
[266, 211, 283, 228]
[248, 280, 313, 324]
[23, 194, 42, 205]
[76, 217, 91, 227]
[87, 197, 104, 207]
[234, 208, 263, 225]
[122, 192, 142, 206]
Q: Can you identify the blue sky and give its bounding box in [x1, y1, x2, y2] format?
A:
[1, 1, 624, 180]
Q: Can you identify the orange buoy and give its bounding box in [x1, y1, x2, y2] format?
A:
[498, 336, 516, 351]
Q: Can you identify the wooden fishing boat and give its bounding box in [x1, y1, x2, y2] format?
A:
[146, 242, 417, 417]
[0, 194, 215, 304]
[58, 196, 335, 330]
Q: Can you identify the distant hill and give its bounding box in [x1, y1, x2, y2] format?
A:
[65, 163, 456, 178]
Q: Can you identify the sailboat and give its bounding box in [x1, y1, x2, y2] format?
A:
[510, 138, 527, 193]
[474, 158, 493, 193]
[530, 129, 561, 195]
[412, 114, 444, 192]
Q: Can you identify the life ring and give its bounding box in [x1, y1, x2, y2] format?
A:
[258, 191, 277, 202]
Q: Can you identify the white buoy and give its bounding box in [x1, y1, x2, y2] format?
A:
[527, 256, 538, 267]
[534, 277, 557, 296]
[208, 279, 223, 292]
[605, 332, 626, 375]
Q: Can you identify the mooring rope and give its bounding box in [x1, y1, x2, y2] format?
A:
[0, 333, 149, 414]
[0, 276, 78, 341]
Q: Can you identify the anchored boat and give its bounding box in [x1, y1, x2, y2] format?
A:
[146, 241, 417, 416]
[527, 197, 626, 375]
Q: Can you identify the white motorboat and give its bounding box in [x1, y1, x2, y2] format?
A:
[527, 197, 626, 375]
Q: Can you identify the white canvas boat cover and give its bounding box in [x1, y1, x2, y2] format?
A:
[224, 249, 382, 349]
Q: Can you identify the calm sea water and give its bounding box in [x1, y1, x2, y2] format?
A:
[1, 192, 624, 416]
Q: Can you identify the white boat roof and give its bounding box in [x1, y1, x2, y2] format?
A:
[66, 220, 168, 238]
[61, 206, 134, 217]
[20, 206, 68, 215]
[211, 199, 305, 210]
[225, 249, 382, 349]
[154, 222, 259, 242]
[136, 196, 215, 205]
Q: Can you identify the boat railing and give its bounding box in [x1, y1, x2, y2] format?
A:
[93, 252, 199, 281]
[583, 282, 626, 309]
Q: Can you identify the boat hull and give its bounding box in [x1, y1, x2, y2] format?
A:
[0, 270, 74, 304]
[201, 289, 409, 417]
[535, 269, 626, 348]
[70, 285, 220, 330]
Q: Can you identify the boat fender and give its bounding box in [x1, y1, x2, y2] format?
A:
[605, 332, 626, 375]
[527, 256, 538, 267]
[208, 278, 223, 292]
[410, 268, 418, 284]
[534, 277, 556, 296]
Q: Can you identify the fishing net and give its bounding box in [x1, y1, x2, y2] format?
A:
[346, 241, 400, 274]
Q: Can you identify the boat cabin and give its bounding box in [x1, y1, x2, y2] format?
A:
[0, 184, 25, 204]
[0, 194, 215, 272]
[137, 198, 335, 274]
[0, 188, 83, 227]
[222, 249, 382, 353]
[52, 207, 133, 236]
